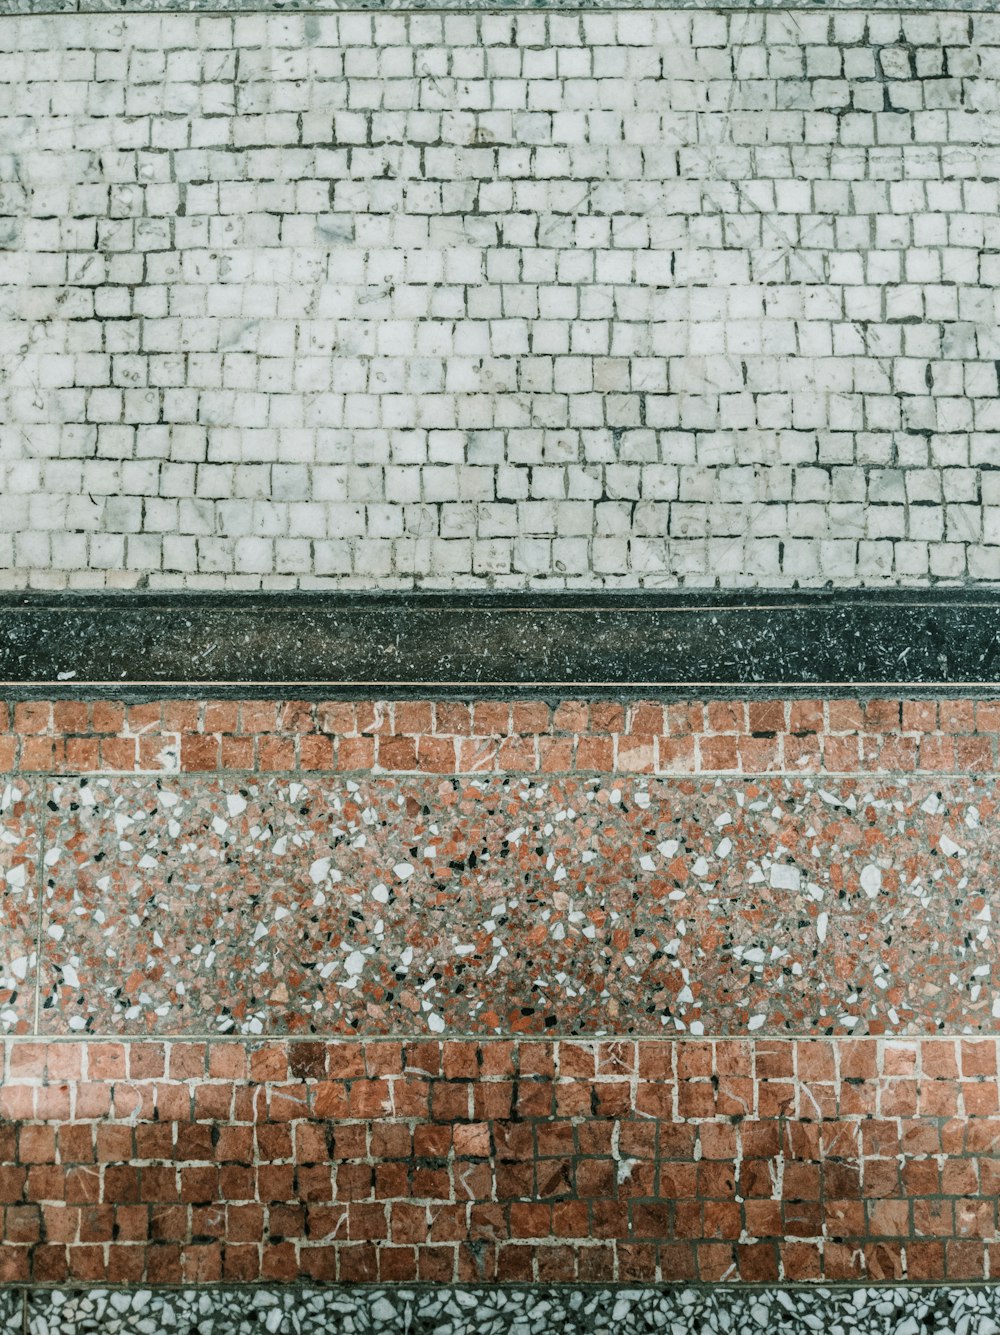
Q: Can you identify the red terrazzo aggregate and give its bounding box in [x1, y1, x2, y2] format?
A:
[33, 773, 999, 1039]
[0, 779, 38, 1037]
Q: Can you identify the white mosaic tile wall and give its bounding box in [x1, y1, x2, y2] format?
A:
[2, 8, 998, 588]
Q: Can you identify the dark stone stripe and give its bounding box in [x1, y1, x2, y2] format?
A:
[1, 590, 998, 698]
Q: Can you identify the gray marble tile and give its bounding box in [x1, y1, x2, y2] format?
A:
[24, 1286, 1000, 1335]
[0, 0, 997, 592]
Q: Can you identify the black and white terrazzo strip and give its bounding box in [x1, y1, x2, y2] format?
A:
[5, 1287, 1000, 1335]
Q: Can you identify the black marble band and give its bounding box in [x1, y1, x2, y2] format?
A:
[0, 590, 996, 699]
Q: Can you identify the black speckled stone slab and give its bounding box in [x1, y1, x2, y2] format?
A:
[17, 1285, 1000, 1334]
[0, 589, 997, 700]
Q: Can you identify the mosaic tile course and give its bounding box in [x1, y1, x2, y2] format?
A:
[11, 697, 1000, 778]
[36, 772, 1000, 1037]
[5, 0, 997, 10]
[5, 1036, 1000, 1285]
[19, 1285, 1000, 1335]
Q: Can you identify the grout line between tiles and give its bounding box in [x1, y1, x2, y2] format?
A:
[12, 1280, 1000, 1291]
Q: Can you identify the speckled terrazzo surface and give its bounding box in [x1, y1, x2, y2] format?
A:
[13, 1286, 1000, 1334]
[15, 772, 998, 1037]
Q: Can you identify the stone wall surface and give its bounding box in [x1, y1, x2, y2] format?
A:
[2, 8, 1000, 588]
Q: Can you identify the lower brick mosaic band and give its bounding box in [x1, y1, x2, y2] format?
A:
[5, 1037, 1000, 1286]
[8, 1285, 1000, 1335]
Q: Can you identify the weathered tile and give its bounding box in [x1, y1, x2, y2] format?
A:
[38, 774, 1000, 1037]
[0, 778, 39, 1035]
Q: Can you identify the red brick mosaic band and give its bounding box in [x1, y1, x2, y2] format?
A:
[3, 1037, 1000, 1287]
[6, 698, 1000, 774]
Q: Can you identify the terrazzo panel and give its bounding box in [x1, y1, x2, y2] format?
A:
[32, 771, 1000, 1039]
